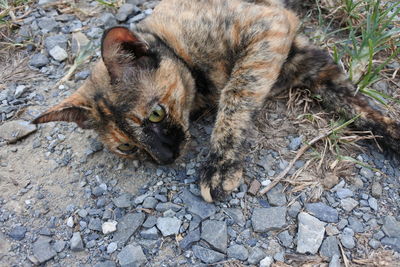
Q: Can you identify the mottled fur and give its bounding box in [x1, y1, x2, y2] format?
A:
[34, 0, 400, 202]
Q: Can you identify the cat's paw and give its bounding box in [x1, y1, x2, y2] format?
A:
[199, 160, 243, 202]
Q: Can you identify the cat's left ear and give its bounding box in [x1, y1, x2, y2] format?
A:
[101, 27, 149, 82]
[32, 92, 94, 129]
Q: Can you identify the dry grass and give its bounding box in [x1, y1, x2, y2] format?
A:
[0, 52, 40, 91]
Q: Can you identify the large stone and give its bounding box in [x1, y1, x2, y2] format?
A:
[45, 34, 68, 51]
[49, 46, 68, 61]
[156, 217, 181, 236]
[0, 120, 36, 143]
[29, 53, 49, 67]
[8, 226, 27, 241]
[247, 247, 266, 264]
[112, 193, 132, 208]
[117, 244, 147, 267]
[381, 237, 400, 252]
[296, 212, 325, 254]
[140, 227, 159, 240]
[180, 189, 216, 219]
[340, 198, 358, 212]
[319, 236, 339, 259]
[266, 183, 287, 206]
[252, 207, 287, 232]
[223, 208, 245, 227]
[382, 216, 400, 238]
[192, 245, 225, 264]
[227, 244, 248, 261]
[305, 202, 338, 223]
[32, 237, 57, 263]
[112, 213, 145, 246]
[70, 232, 84, 251]
[179, 228, 200, 250]
[201, 220, 227, 253]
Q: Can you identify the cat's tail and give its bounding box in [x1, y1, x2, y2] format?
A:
[273, 35, 400, 153]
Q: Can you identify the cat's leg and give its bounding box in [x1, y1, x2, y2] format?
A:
[200, 9, 299, 202]
[273, 35, 400, 153]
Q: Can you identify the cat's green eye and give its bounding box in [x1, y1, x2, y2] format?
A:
[117, 143, 137, 153]
[149, 105, 166, 123]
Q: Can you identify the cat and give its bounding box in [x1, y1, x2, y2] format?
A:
[33, 0, 400, 202]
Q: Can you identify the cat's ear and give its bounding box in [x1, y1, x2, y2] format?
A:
[101, 27, 149, 82]
[32, 92, 94, 129]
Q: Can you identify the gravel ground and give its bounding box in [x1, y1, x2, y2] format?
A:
[0, 0, 399, 266]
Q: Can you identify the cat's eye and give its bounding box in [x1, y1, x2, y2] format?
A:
[117, 143, 137, 153]
[149, 105, 166, 123]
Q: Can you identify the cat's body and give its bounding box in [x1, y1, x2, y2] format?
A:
[34, 0, 400, 202]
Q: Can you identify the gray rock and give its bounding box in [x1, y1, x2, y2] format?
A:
[142, 197, 158, 209]
[371, 182, 382, 198]
[38, 17, 58, 32]
[201, 220, 227, 253]
[340, 234, 355, 249]
[156, 217, 181, 236]
[70, 232, 84, 251]
[49, 46, 68, 61]
[368, 197, 378, 211]
[0, 120, 36, 143]
[192, 245, 225, 264]
[180, 189, 216, 219]
[288, 201, 301, 218]
[368, 239, 380, 249]
[179, 228, 200, 250]
[128, 13, 146, 24]
[112, 213, 145, 246]
[32, 237, 57, 264]
[252, 207, 287, 232]
[38, 0, 58, 4]
[277, 230, 293, 248]
[227, 244, 248, 261]
[107, 242, 118, 254]
[112, 193, 132, 208]
[329, 254, 341, 267]
[14, 85, 28, 98]
[381, 237, 400, 252]
[382, 216, 400, 238]
[30, 53, 49, 67]
[116, 4, 139, 22]
[360, 167, 374, 179]
[8, 226, 27, 240]
[305, 202, 339, 223]
[88, 218, 102, 231]
[340, 198, 358, 212]
[142, 215, 157, 228]
[45, 34, 68, 51]
[348, 217, 364, 233]
[296, 212, 325, 254]
[94, 261, 117, 267]
[336, 188, 353, 199]
[247, 247, 266, 264]
[117, 244, 147, 267]
[134, 193, 149, 204]
[373, 230, 385, 240]
[266, 183, 287, 206]
[288, 136, 302, 151]
[140, 227, 159, 239]
[223, 208, 245, 227]
[53, 240, 66, 253]
[155, 202, 181, 212]
[100, 13, 118, 28]
[319, 236, 339, 259]
[260, 256, 274, 267]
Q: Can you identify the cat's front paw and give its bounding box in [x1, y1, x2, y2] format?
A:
[199, 157, 243, 202]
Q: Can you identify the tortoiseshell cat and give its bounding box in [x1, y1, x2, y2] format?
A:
[33, 0, 400, 202]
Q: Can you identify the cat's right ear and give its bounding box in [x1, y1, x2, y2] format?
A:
[101, 27, 149, 82]
[32, 92, 94, 129]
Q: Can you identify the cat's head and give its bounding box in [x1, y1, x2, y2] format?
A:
[33, 27, 195, 165]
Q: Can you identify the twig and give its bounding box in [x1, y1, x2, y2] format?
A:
[259, 115, 360, 195]
[338, 242, 350, 267]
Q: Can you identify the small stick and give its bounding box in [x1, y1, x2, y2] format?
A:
[259, 115, 360, 195]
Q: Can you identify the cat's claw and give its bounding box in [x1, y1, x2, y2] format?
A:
[199, 164, 243, 203]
